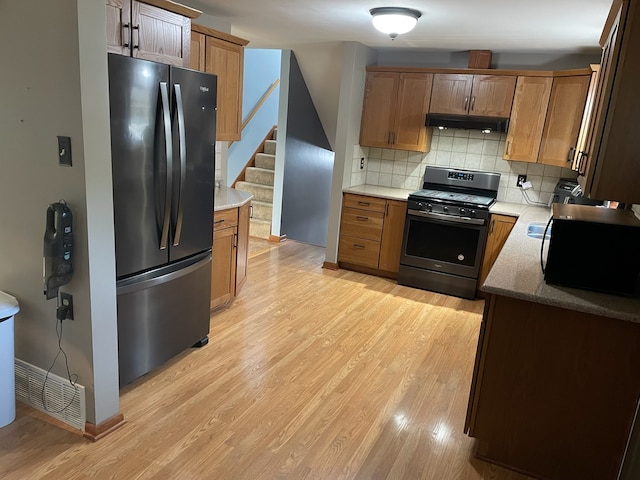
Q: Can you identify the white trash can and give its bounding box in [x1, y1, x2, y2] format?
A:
[0, 291, 19, 428]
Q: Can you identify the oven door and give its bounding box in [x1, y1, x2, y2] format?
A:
[400, 209, 488, 278]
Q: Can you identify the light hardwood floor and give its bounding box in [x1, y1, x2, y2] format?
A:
[1, 240, 532, 480]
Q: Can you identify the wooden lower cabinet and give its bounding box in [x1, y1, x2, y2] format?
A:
[478, 214, 516, 289]
[338, 193, 407, 277]
[210, 202, 250, 310]
[466, 294, 640, 480]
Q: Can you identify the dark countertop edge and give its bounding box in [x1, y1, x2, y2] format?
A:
[214, 187, 253, 211]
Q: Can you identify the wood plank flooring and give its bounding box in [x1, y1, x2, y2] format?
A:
[1, 240, 533, 479]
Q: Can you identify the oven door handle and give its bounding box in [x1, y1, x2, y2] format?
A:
[408, 209, 486, 226]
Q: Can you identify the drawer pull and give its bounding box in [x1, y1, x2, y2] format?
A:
[214, 219, 225, 225]
[352, 244, 365, 250]
[356, 216, 369, 221]
[357, 201, 370, 206]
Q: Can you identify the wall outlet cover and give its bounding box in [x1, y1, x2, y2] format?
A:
[516, 174, 527, 187]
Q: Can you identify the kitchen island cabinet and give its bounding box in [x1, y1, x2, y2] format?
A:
[338, 192, 407, 278]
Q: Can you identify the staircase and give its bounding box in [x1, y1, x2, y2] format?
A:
[235, 129, 277, 239]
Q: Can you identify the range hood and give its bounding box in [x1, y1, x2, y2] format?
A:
[426, 113, 509, 133]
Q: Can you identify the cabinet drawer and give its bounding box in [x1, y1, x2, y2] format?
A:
[343, 193, 386, 213]
[338, 236, 381, 269]
[214, 208, 238, 230]
[340, 208, 384, 241]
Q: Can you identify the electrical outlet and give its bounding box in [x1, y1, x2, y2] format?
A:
[57, 136, 72, 166]
[59, 292, 74, 320]
[516, 174, 527, 187]
[360, 157, 365, 170]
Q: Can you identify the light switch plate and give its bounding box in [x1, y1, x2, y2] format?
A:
[57, 136, 72, 166]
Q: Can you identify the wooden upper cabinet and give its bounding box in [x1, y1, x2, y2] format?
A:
[538, 75, 591, 167]
[429, 74, 473, 115]
[190, 31, 206, 71]
[106, 0, 197, 67]
[192, 24, 249, 142]
[429, 74, 516, 117]
[504, 76, 553, 163]
[578, 0, 640, 204]
[359, 72, 432, 152]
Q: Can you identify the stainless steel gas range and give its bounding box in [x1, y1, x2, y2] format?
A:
[398, 166, 500, 299]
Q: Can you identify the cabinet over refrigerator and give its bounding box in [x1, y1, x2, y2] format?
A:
[108, 54, 217, 386]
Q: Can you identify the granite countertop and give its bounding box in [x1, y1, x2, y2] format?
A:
[342, 185, 640, 323]
[214, 186, 253, 211]
[483, 204, 640, 324]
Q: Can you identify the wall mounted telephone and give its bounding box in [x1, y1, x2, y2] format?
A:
[43, 201, 73, 300]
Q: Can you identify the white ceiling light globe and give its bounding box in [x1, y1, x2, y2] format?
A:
[370, 7, 422, 38]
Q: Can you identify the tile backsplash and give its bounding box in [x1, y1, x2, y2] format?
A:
[351, 128, 578, 205]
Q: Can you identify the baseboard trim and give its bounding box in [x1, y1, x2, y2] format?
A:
[322, 261, 339, 270]
[83, 413, 126, 442]
[269, 234, 287, 243]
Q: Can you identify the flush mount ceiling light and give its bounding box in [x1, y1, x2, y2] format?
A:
[370, 7, 422, 39]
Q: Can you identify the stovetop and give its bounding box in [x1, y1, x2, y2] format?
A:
[409, 188, 496, 209]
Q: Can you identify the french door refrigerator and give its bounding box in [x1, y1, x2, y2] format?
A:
[107, 54, 216, 386]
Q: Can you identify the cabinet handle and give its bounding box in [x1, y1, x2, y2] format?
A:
[391, 132, 396, 145]
[567, 146, 576, 163]
[234, 233, 238, 248]
[357, 201, 370, 206]
[490, 219, 495, 234]
[578, 151, 588, 175]
[132, 24, 140, 49]
[214, 219, 225, 225]
[470, 96, 476, 111]
[356, 215, 369, 221]
[250, 204, 254, 219]
[123, 22, 131, 48]
[352, 244, 365, 250]
[385, 203, 389, 216]
[463, 96, 469, 111]
[387, 131, 392, 144]
[505, 140, 511, 156]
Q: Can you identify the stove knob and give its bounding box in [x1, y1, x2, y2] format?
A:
[460, 208, 466, 216]
[416, 202, 423, 209]
[427, 203, 433, 212]
[443, 206, 448, 212]
[470, 210, 476, 217]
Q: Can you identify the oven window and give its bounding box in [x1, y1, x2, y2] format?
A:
[405, 219, 480, 267]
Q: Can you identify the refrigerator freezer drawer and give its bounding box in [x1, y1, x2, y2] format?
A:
[116, 252, 212, 386]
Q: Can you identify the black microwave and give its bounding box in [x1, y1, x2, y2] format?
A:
[544, 204, 640, 296]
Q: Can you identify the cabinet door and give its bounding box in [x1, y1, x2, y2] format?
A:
[378, 200, 407, 274]
[106, 0, 131, 56]
[211, 226, 236, 310]
[359, 72, 399, 149]
[429, 74, 473, 115]
[469, 75, 516, 117]
[205, 36, 244, 141]
[235, 202, 250, 294]
[478, 214, 516, 288]
[190, 31, 205, 71]
[538, 75, 591, 167]
[132, 1, 191, 67]
[504, 77, 553, 163]
[393, 73, 433, 152]
[571, 68, 599, 171]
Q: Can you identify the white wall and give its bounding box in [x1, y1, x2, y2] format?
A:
[0, 0, 119, 425]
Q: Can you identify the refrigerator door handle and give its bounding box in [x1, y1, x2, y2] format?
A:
[173, 83, 187, 246]
[159, 82, 173, 250]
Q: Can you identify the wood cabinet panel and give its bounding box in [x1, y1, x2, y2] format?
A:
[359, 72, 399, 149]
[106, 0, 131, 56]
[205, 36, 244, 141]
[538, 75, 591, 167]
[343, 193, 386, 213]
[393, 73, 433, 152]
[504, 76, 553, 162]
[190, 31, 205, 71]
[378, 200, 407, 273]
[338, 237, 381, 269]
[469, 75, 516, 117]
[235, 202, 250, 294]
[211, 225, 235, 310]
[214, 207, 238, 230]
[469, 294, 640, 480]
[340, 208, 384, 241]
[478, 214, 516, 288]
[429, 74, 473, 115]
[571, 67, 599, 171]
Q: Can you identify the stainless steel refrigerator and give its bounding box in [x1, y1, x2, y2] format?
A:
[107, 54, 216, 386]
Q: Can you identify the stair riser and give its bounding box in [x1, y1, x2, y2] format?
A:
[250, 220, 271, 239]
[251, 202, 273, 221]
[245, 169, 274, 186]
[255, 153, 275, 170]
[264, 140, 277, 155]
[235, 182, 274, 203]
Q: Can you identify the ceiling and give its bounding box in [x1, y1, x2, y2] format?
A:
[192, 0, 612, 53]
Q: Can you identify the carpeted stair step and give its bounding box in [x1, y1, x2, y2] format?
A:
[255, 153, 275, 170]
[235, 181, 274, 203]
[264, 140, 277, 155]
[272, 128, 277, 141]
[245, 167, 274, 187]
[250, 218, 271, 239]
[251, 200, 273, 221]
